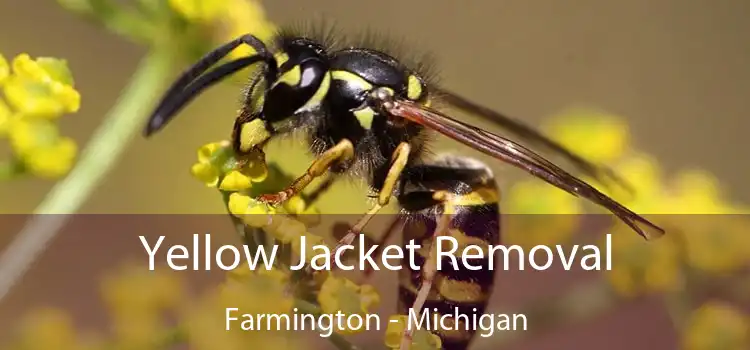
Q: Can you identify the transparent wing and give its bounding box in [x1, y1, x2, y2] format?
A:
[385, 98, 665, 240]
[435, 87, 633, 194]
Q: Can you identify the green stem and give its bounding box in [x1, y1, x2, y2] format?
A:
[0, 50, 173, 302]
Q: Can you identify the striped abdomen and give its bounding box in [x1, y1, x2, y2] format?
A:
[396, 156, 501, 350]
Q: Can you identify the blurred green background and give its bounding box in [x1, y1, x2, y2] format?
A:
[1, 0, 748, 215]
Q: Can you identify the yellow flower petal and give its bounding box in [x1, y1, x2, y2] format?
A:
[227, 192, 252, 216]
[12, 53, 50, 81]
[219, 170, 252, 191]
[282, 196, 306, 215]
[197, 141, 226, 163]
[24, 137, 77, 178]
[3, 75, 80, 118]
[168, 0, 226, 23]
[545, 108, 631, 163]
[8, 118, 60, 156]
[12, 54, 74, 84]
[190, 162, 219, 187]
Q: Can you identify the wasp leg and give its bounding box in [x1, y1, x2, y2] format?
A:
[400, 191, 455, 350]
[258, 139, 355, 205]
[332, 142, 412, 251]
[301, 173, 340, 208]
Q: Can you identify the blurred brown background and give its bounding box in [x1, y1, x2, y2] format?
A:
[1, 0, 748, 349]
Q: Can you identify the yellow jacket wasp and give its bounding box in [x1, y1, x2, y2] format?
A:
[144, 25, 665, 350]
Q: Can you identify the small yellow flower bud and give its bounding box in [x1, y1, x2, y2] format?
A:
[168, 0, 226, 23]
[51, 82, 81, 113]
[197, 141, 226, 163]
[11, 54, 46, 81]
[385, 315, 442, 350]
[219, 170, 252, 191]
[227, 192, 253, 216]
[8, 54, 79, 116]
[190, 162, 219, 187]
[3, 75, 80, 118]
[24, 137, 77, 178]
[8, 118, 60, 156]
[283, 196, 306, 215]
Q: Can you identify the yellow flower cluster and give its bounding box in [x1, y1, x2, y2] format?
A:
[191, 139, 383, 341]
[5, 308, 105, 350]
[683, 301, 748, 350]
[184, 268, 299, 350]
[190, 140, 268, 191]
[516, 108, 750, 298]
[191, 140, 322, 246]
[0, 53, 80, 179]
[3, 263, 304, 350]
[605, 225, 684, 297]
[101, 264, 184, 348]
[317, 275, 380, 334]
[601, 156, 750, 296]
